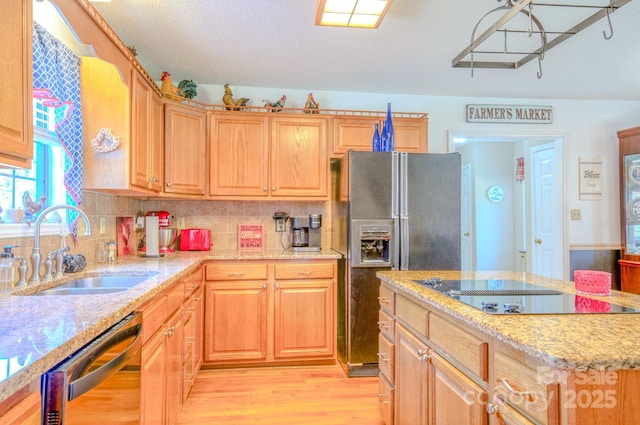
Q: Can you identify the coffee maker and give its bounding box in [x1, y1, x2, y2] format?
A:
[289, 214, 322, 251]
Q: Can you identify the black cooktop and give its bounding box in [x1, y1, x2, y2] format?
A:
[413, 278, 640, 315]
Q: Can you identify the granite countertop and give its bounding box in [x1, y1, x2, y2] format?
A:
[377, 270, 640, 372]
[0, 248, 340, 404]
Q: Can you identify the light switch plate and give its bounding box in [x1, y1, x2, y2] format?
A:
[571, 209, 581, 220]
[99, 217, 106, 235]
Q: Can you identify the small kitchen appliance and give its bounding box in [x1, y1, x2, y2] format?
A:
[146, 211, 173, 227]
[179, 228, 211, 251]
[159, 228, 178, 253]
[289, 214, 321, 251]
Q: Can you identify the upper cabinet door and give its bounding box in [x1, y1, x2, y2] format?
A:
[0, 0, 33, 168]
[164, 103, 207, 196]
[270, 116, 328, 199]
[209, 113, 270, 197]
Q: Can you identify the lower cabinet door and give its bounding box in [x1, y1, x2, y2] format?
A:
[141, 330, 166, 425]
[430, 350, 488, 425]
[395, 325, 429, 425]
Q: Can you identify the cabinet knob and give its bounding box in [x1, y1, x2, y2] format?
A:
[263, 187, 268, 191]
[417, 349, 430, 361]
[486, 403, 498, 415]
[166, 182, 173, 188]
[275, 283, 280, 290]
[272, 187, 276, 191]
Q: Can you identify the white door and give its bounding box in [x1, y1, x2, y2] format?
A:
[531, 143, 563, 278]
[461, 163, 473, 271]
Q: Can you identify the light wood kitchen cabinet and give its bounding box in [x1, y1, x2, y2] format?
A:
[209, 113, 269, 197]
[209, 113, 329, 200]
[378, 284, 396, 424]
[430, 350, 487, 425]
[183, 267, 205, 400]
[273, 262, 335, 358]
[331, 114, 427, 156]
[270, 116, 328, 199]
[139, 278, 187, 425]
[395, 324, 429, 425]
[164, 103, 207, 197]
[131, 69, 163, 192]
[0, 0, 32, 168]
[204, 263, 269, 362]
[204, 260, 336, 365]
[0, 388, 40, 425]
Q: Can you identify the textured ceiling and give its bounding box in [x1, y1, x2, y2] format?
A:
[90, 0, 640, 100]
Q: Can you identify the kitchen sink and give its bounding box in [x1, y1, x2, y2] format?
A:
[32, 275, 155, 296]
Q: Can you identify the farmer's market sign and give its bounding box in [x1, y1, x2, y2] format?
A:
[466, 104, 553, 124]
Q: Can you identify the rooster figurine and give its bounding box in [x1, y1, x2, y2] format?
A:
[263, 95, 286, 112]
[178, 79, 198, 99]
[160, 71, 185, 98]
[304, 93, 320, 114]
[222, 84, 250, 111]
[22, 192, 46, 221]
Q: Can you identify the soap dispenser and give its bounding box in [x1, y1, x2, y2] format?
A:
[0, 246, 16, 293]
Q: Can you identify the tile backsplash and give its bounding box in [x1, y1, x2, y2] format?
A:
[1, 191, 332, 267]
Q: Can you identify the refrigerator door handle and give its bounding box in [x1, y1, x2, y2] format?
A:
[391, 152, 400, 270]
[400, 152, 409, 270]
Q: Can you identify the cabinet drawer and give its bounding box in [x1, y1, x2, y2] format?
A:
[493, 395, 537, 425]
[274, 262, 334, 279]
[138, 294, 168, 345]
[428, 312, 489, 381]
[166, 281, 186, 314]
[205, 262, 268, 281]
[378, 309, 395, 342]
[396, 294, 427, 337]
[494, 343, 560, 425]
[378, 333, 395, 385]
[379, 285, 395, 314]
[378, 374, 395, 425]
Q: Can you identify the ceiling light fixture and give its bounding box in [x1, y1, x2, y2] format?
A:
[315, 0, 393, 29]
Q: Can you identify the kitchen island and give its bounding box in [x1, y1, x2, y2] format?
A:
[0, 249, 339, 421]
[377, 270, 640, 425]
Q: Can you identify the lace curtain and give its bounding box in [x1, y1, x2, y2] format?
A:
[32, 22, 83, 231]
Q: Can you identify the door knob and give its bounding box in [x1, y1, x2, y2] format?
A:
[535, 238, 542, 244]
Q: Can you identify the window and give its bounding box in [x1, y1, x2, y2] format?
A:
[0, 98, 66, 232]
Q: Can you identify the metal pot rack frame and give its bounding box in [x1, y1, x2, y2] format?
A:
[452, 0, 633, 78]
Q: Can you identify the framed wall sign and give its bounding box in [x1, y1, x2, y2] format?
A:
[579, 156, 602, 200]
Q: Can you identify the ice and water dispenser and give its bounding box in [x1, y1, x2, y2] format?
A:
[351, 220, 392, 267]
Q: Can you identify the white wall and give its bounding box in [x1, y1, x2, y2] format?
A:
[196, 83, 640, 249]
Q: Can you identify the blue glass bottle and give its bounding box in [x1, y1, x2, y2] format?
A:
[372, 123, 381, 152]
[383, 102, 394, 152]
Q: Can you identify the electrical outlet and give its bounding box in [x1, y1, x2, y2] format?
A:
[176, 217, 186, 229]
[99, 217, 106, 235]
[571, 209, 582, 220]
[276, 218, 286, 232]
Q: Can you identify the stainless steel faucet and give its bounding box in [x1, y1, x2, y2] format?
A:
[29, 205, 92, 284]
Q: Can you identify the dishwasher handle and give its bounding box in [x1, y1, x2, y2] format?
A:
[67, 313, 142, 400]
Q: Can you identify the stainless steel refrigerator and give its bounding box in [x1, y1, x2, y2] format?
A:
[331, 151, 461, 377]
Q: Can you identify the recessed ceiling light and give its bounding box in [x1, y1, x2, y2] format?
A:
[315, 0, 393, 29]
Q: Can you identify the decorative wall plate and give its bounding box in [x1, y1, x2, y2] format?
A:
[628, 198, 640, 220]
[91, 127, 120, 153]
[487, 185, 504, 203]
[628, 163, 640, 185]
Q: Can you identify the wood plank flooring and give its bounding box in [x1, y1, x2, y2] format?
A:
[176, 365, 385, 425]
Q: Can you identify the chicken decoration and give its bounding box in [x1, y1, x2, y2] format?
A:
[22, 192, 46, 221]
[178, 79, 198, 99]
[304, 93, 320, 114]
[160, 71, 185, 97]
[263, 95, 286, 112]
[222, 84, 250, 111]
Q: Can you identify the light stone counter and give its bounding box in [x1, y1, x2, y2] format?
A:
[0, 248, 340, 404]
[377, 270, 640, 372]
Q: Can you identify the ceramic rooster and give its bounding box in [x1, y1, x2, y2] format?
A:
[22, 192, 46, 221]
[263, 95, 286, 112]
[178, 79, 198, 99]
[160, 71, 185, 97]
[222, 84, 250, 111]
[304, 93, 320, 114]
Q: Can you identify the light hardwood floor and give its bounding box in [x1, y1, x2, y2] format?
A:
[176, 365, 385, 425]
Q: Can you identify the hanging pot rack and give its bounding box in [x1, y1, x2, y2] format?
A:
[452, 0, 633, 78]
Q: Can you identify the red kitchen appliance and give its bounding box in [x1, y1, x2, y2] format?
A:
[146, 211, 173, 227]
[179, 228, 211, 251]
